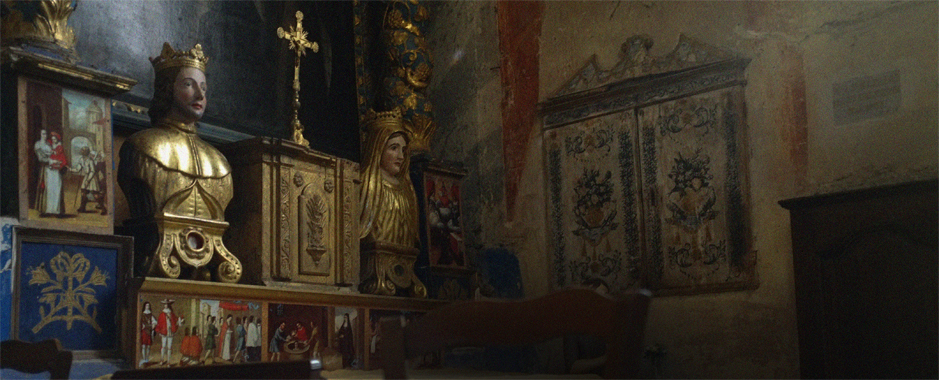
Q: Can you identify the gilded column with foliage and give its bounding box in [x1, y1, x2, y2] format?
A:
[380, 0, 435, 155]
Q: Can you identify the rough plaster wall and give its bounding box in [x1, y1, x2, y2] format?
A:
[427, 1, 552, 297]
[426, 1, 508, 274]
[533, 1, 935, 378]
[430, 0, 937, 378]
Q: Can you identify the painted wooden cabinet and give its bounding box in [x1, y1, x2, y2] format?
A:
[780, 181, 938, 379]
[540, 35, 756, 295]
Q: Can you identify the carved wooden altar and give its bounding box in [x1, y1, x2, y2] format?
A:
[540, 35, 757, 295]
[221, 137, 360, 288]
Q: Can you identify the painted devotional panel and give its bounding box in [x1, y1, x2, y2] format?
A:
[365, 309, 427, 370]
[544, 110, 643, 294]
[17, 77, 114, 234]
[637, 87, 754, 292]
[267, 303, 328, 363]
[424, 171, 466, 269]
[134, 296, 262, 368]
[0, 219, 17, 342]
[12, 228, 129, 358]
[332, 306, 360, 369]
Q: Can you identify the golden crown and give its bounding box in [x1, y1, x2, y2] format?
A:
[150, 42, 209, 73]
[361, 107, 405, 131]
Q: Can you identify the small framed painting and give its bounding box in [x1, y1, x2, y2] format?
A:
[267, 303, 329, 363]
[332, 306, 361, 370]
[17, 77, 114, 234]
[423, 165, 466, 269]
[12, 227, 131, 358]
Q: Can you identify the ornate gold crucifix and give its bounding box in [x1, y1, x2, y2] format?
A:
[277, 11, 319, 147]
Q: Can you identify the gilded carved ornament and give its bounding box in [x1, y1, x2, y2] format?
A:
[150, 42, 208, 72]
[1, 0, 78, 60]
[277, 10, 319, 148]
[27, 251, 108, 333]
[380, 0, 436, 155]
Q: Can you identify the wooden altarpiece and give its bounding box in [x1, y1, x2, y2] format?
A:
[540, 35, 757, 295]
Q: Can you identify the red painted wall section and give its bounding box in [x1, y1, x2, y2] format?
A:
[778, 43, 808, 187]
[497, 0, 544, 220]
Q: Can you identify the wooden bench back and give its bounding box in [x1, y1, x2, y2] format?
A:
[380, 288, 652, 379]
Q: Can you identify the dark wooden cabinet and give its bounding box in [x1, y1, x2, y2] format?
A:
[780, 180, 938, 379]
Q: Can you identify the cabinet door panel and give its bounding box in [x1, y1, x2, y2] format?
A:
[637, 88, 754, 293]
[544, 109, 643, 293]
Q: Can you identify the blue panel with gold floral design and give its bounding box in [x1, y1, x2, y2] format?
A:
[16, 241, 119, 351]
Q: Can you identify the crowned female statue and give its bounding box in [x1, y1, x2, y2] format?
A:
[118, 42, 241, 283]
[358, 108, 426, 297]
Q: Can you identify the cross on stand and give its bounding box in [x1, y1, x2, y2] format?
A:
[277, 10, 319, 148]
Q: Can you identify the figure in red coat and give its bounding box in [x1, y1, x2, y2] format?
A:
[155, 299, 183, 365]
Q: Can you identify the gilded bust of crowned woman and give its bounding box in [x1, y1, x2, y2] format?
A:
[359, 108, 426, 297]
[360, 109, 418, 246]
[118, 42, 241, 283]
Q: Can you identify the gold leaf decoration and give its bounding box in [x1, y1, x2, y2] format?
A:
[28, 251, 109, 334]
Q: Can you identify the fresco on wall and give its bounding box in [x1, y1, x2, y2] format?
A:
[545, 110, 643, 294]
[135, 296, 261, 368]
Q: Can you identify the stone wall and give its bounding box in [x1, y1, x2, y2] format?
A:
[68, 0, 358, 157]
[426, 1, 509, 276]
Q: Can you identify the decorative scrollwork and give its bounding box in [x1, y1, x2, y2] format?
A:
[359, 245, 426, 298]
[156, 233, 181, 278]
[380, 0, 436, 154]
[279, 175, 291, 277]
[214, 237, 243, 283]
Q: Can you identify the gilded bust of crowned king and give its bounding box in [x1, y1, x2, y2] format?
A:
[118, 42, 241, 283]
